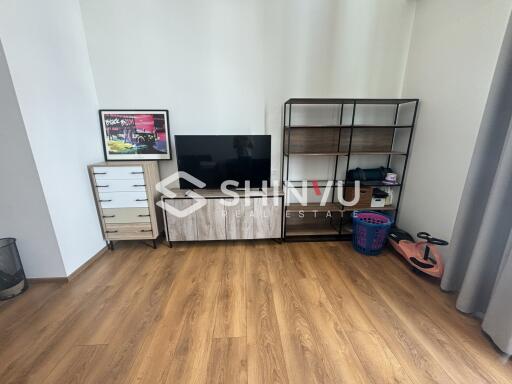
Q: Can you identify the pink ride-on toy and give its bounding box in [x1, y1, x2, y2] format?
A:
[388, 229, 448, 278]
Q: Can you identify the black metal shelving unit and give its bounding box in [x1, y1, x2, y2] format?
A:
[282, 98, 419, 241]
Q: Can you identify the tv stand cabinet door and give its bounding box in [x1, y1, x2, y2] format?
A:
[225, 201, 254, 240]
[253, 198, 282, 239]
[165, 199, 197, 241]
[196, 199, 226, 240]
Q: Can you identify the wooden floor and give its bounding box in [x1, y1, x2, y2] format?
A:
[1, 241, 511, 383]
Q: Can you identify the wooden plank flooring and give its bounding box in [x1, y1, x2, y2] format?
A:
[0, 240, 511, 383]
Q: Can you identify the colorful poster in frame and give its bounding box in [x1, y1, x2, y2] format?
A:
[99, 110, 171, 160]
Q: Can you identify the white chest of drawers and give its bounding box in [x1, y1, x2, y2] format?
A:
[88, 161, 162, 248]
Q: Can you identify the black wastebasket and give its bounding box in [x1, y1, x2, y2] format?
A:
[0, 238, 28, 300]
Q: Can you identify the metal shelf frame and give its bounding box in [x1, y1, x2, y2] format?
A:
[281, 98, 419, 241]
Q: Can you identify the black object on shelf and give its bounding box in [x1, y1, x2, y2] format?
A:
[344, 180, 401, 187]
[0, 238, 28, 300]
[347, 167, 392, 181]
[372, 188, 389, 198]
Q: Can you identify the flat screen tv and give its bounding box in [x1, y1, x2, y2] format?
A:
[175, 135, 271, 189]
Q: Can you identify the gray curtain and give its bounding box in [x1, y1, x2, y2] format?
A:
[441, 16, 512, 354]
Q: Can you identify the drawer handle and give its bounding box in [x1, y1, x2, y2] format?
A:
[135, 198, 148, 202]
[96, 185, 109, 188]
[140, 229, 152, 232]
[133, 184, 146, 187]
[93, 172, 107, 175]
[138, 214, 151, 217]
[99, 199, 112, 202]
[106, 230, 118, 233]
[102, 215, 116, 218]
[131, 171, 144, 174]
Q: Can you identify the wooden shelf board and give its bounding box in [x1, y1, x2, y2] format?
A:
[286, 222, 340, 237]
[287, 203, 343, 213]
[284, 180, 401, 187]
[285, 180, 336, 185]
[285, 125, 350, 129]
[164, 188, 284, 199]
[350, 151, 407, 156]
[343, 205, 397, 211]
[352, 125, 412, 129]
[284, 151, 348, 156]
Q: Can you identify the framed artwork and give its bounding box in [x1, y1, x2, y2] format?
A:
[99, 109, 171, 161]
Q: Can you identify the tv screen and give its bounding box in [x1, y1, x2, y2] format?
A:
[175, 135, 271, 189]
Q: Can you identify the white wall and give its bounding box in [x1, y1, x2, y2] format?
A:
[0, 0, 105, 276]
[399, 0, 512, 242]
[80, 0, 417, 183]
[0, 41, 66, 278]
[264, 0, 416, 183]
[80, 0, 266, 181]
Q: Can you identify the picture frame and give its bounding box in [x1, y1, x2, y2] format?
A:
[99, 109, 172, 161]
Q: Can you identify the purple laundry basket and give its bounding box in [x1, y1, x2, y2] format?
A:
[352, 211, 392, 256]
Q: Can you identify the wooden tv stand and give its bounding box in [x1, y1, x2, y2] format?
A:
[162, 188, 284, 245]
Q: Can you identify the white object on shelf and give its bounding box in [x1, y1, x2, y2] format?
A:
[371, 197, 386, 208]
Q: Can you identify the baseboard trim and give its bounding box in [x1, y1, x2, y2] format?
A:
[27, 246, 109, 284]
[27, 277, 69, 284]
[67, 246, 108, 281]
